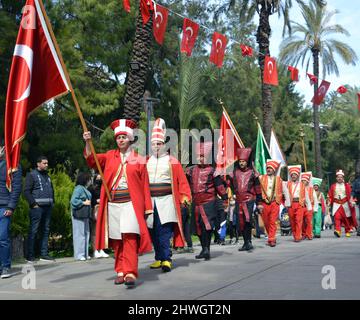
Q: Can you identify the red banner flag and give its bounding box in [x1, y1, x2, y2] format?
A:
[311, 80, 331, 106]
[357, 93, 360, 112]
[240, 44, 253, 57]
[216, 109, 245, 175]
[209, 32, 227, 68]
[5, 0, 70, 188]
[153, 4, 168, 45]
[263, 56, 278, 86]
[336, 85, 347, 94]
[140, 0, 154, 25]
[287, 65, 299, 82]
[180, 18, 199, 56]
[123, 0, 131, 13]
[307, 73, 318, 85]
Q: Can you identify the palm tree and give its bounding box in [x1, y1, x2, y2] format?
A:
[123, 1, 153, 124]
[178, 55, 217, 164]
[279, 0, 358, 177]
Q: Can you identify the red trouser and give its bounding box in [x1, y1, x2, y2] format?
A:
[262, 202, 279, 242]
[112, 233, 139, 278]
[302, 210, 313, 239]
[288, 203, 305, 241]
[334, 207, 351, 233]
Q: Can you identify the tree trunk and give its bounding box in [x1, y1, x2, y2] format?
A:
[256, 2, 272, 145]
[312, 50, 322, 177]
[123, 5, 153, 124]
[356, 132, 360, 175]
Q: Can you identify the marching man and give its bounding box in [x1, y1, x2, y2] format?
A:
[301, 172, 318, 240]
[228, 148, 262, 251]
[286, 165, 309, 242]
[186, 142, 228, 261]
[83, 119, 153, 287]
[328, 169, 357, 238]
[258, 160, 284, 247]
[146, 119, 191, 272]
[312, 177, 326, 238]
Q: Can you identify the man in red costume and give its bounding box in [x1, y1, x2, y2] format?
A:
[228, 148, 262, 251]
[301, 172, 318, 240]
[186, 142, 228, 261]
[83, 119, 153, 287]
[258, 160, 283, 247]
[286, 165, 309, 242]
[328, 169, 357, 238]
[146, 118, 191, 272]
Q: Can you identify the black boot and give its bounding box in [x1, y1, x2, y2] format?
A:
[195, 247, 205, 259]
[195, 233, 206, 259]
[202, 247, 210, 260]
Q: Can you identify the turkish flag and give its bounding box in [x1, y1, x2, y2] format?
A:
[209, 32, 227, 68]
[216, 110, 245, 175]
[357, 93, 360, 112]
[311, 80, 331, 106]
[140, 0, 154, 25]
[263, 56, 278, 86]
[123, 0, 130, 13]
[307, 72, 318, 85]
[180, 18, 199, 56]
[240, 44, 253, 57]
[287, 66, 299, 82]
[336, 85, 347, 94]
[5, 0, 69, 188]
[153, 4, 168, 45]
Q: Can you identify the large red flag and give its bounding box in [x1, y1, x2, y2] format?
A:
[153, 4, 168, 45]
[263, 56, 278, 86]
[5, 0, 70, 188]
[357, 93, 360, 112]
[209, 32, 227, 68]
[311, 80, 331, 106]
[123, 0, 131, 13]
[180, 18, 199, 57]
[216, 109, 245, 175]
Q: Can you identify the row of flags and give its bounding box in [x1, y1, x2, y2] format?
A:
[124, 0, 360, 109]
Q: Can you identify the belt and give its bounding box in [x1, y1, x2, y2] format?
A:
[150, 183, 172, 197]
[334, 198, 348, 205]
[292, 198, 299, 203]
[111, 188, 131, 203]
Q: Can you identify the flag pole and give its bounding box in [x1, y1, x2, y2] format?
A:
[37, 0, 111, 200]
[300, 127, 308, 171]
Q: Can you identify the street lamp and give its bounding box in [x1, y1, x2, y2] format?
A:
[142, 90, 160, 155]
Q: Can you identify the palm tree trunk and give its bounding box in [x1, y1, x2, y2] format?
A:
[123, 4, 153, 124]
[312, 49, 322, 177]
[256, 1, 272, 145]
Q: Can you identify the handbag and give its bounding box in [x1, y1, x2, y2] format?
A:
[73, 187, 91, 219]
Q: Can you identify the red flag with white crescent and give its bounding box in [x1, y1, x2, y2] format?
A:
[336, 85, 347, 94]
[357, 93, 360, 112]
[307, 72, 318, 85]
[5, 0, 70, 189]
[209, 32, 227, 68]
[311, 80, 331, 106]
[180, 18, 199, 56]
[287, 65, 299, 82]
[216, 110, 245, 175]
[123, 0, 131, 13]
[140, 0, 154, 25]
[240, 44, 253, 57]
[153, 4, 168, 45]
[263, 56, 278, 86]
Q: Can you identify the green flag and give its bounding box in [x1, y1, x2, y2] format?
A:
[255, 123, 271, 175]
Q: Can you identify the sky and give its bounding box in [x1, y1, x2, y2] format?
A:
[268, 0, 360, 106]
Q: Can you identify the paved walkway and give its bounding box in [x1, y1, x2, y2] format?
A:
[1, 230, 359, 300]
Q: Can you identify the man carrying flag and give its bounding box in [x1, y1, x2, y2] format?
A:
[258, 160, 284, 247]
[5, 0, 70, 188]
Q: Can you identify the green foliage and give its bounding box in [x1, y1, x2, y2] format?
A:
[10, 193, 30, 237]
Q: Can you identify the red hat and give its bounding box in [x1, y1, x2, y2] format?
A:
[236, 148, 252, 162]
[266, 160, 281, 172]
[288, 165, 301, 177]
[301, 172, 312, 183]
[151, 118, 166, 143]
[336, 169, 345, 177]
[195, 142, 213, 158]
[110, 119, 137, 141]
